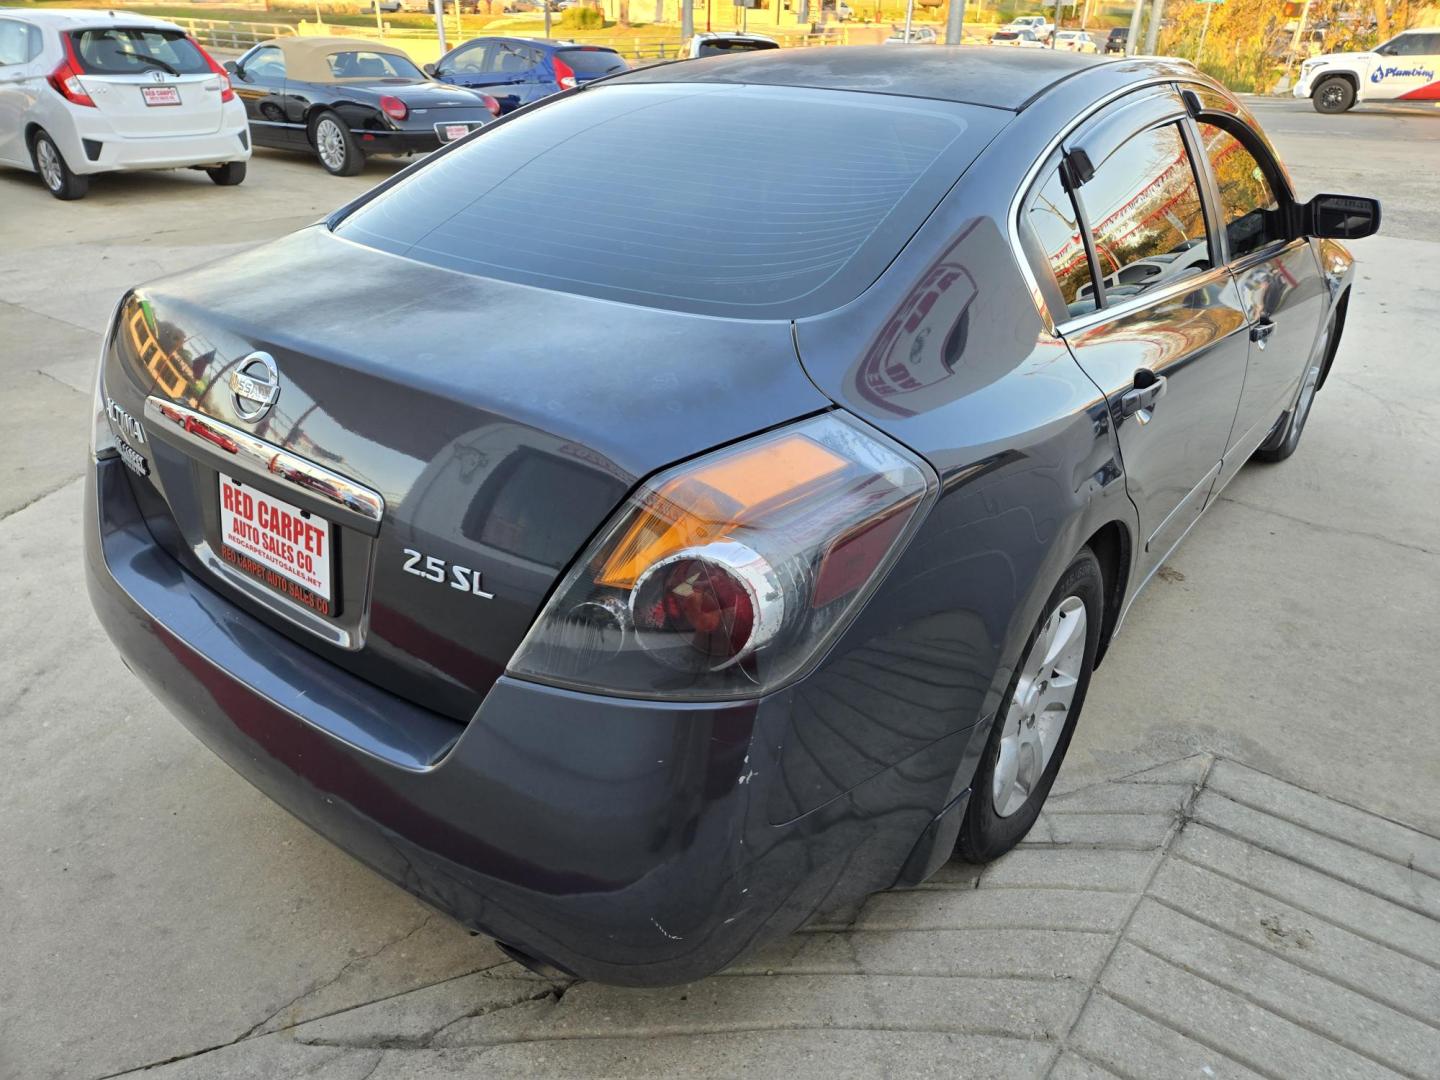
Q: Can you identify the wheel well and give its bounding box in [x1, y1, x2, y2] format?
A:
[1313, 70, 1358, 95]
[23, 122, 44, 154]
[1084, 521, 1131, 668]
[1316, 288, 1349, 392]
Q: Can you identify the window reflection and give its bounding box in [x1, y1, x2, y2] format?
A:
[1078, 122, 1212, 303]
[1199, 122, 1283, 260]
[1027, 169, 1098, 319]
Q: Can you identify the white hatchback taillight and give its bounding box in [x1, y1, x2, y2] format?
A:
[509, 413, 937, 700]
[49, 36, 94, 108]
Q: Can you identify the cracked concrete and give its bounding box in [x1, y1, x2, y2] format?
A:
[2, 97, 1437, 1080]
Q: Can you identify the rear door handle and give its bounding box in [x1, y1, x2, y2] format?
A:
[1120, 372, 1167, 423]
[1250, 318, 1277, 348]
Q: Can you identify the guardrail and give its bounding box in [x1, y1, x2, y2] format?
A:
[167, 17, 297, 49]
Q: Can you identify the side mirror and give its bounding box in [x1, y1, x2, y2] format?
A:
[1304, 194, 1382, 240]
[423, 62, 437, 76]
[223, 60, 238, 75]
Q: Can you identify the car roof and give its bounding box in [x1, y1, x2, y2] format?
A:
[262, 36, 415, 81]
[614, 46, 1118, 111]
[443, 35, 617, 53]
[0, 6, 183, 31]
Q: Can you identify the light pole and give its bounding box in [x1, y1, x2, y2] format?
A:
[1143, 0, 1164, 55]
[433, 0, 447, 54]
[945, 0, 964, 45]
[682, 0, 694, 40]
[1125, 0, 1143, 55]
[1281, 0, 1313, 88]
[903, 0, 915, 42]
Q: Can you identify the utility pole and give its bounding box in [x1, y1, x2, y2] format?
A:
[1282, 0, 1313, 88]
[1125, 0, 1143, 54]
[681, 0, 694, 39]
[433, 0, 447, 54]
[945, 0, 964, 45]
[1143, 0, 1164, 54]
[544, 0, 552, 37]
[1196, 0, 1213, 60]
[1051, 0, 1061, 46]
[903, 0, 915, 41]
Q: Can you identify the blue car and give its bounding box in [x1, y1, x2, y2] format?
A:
[425, 37, 628, 113]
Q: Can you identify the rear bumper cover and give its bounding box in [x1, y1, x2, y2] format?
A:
[60, 99, 251, 174]
[86, 459, 970, 985]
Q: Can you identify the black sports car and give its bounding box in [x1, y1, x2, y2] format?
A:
[226, 37, 500, 175]
[88, 47, 1379, 986]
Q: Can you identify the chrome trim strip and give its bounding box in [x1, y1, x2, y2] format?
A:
[142, 397, 385, 525]
[1054, 264, 1234, 337]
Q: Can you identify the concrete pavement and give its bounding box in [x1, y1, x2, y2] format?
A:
[2, 100, 1438, 1078]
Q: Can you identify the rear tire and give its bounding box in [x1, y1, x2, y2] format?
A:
[31, 130, 88, 200]
[955, 548, 1103, 864]
[206, 161, 247, 186]
[310, 112, 364, 177]
[1312, 76, 1355, 114]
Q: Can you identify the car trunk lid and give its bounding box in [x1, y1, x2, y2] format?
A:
[103, 226, 829, 721]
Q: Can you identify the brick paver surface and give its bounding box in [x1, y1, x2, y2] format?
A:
[130, 755, 1440, 1078]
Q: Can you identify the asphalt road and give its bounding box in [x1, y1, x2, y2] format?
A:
[1, 98, 1437, 1079]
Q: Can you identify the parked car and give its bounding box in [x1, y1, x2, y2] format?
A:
[1054, 29, 1099, 53]
[227, 37, 499, 176]
[88, 45, 1376, 987]
[884, 25, 938, 44]
[991, 28, 1047, 47]
[1005, 15, 1054, 41]
[1294, 27, 1440, 112]
[683, 32, 780, 58]
[1104, 26, 1129, 53]
[426, 37, 627, 112]
[0, 7, 248, 199]
[368, 1, 403, 13]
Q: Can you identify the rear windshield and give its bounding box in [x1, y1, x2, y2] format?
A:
[696, 39, 780, 56]
[335, 83, 996, 318]
[68, 27, 210, 76]
[556, 47, 627, 76]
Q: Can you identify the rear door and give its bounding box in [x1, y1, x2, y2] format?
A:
[0, 17, 44, 165]
[67, 25, 224, 138]
[1028, 89, 1251, 576]
[434, 40, 531, 113]
[1190, 97, 1328, 484]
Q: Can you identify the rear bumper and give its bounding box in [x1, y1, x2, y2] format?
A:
[60, 99, 251, 174]
[86, 457, 969, 985]
[358, 120, 487, 156]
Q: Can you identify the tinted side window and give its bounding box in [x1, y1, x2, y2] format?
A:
[1198, 122, 1284, 260]
[1076, 122, 1212, 302]
[444, 42, 491, 74]
[0, 19, 34, 65]
[244, 45, 285, 79]
[493, 42, 535, 74]
[1385, 33, 1436, 55]
[1025, 167, 1098, 318]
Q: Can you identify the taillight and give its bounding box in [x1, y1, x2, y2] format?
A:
[482, 94, 501, 117]
[508, 413, 937, 700]
[379, 95, 408, 121]
[50, 35, 95, 108]
[553, 54, 577, 90]
[190, 37, 235, 103]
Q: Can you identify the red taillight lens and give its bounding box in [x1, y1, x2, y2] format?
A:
[482, 94, 501, 117]
[380, 95, 408, 121]
[509, 414, 937, 700]
[50, 35, 94, 107]
[190, 37, 235, 103]
[553, 55, 577, 90]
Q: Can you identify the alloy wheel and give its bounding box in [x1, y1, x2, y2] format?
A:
[1320, 83, 1346, 109]
[992, 595, 1087, 818]
[36, 139, 63, 192]
[317, 119, 347, 172]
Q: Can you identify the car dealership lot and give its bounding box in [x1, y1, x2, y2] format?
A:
[2, 98, 1439, 1079]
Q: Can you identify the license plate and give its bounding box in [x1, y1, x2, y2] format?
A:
[218, 474, 333, 613]
[440, 123, 471, 142]
[142, 85, 181, 106]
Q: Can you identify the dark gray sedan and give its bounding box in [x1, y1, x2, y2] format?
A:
[86, 47, 1378, 985]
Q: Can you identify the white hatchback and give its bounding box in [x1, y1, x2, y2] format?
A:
[0, 7, 250, 199]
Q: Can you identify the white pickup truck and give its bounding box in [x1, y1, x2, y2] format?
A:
[1003, 15, 1055, 42]
[1294, 27, 1440, 112]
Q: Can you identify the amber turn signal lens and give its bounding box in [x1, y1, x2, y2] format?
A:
[595, 434, 849, 589]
